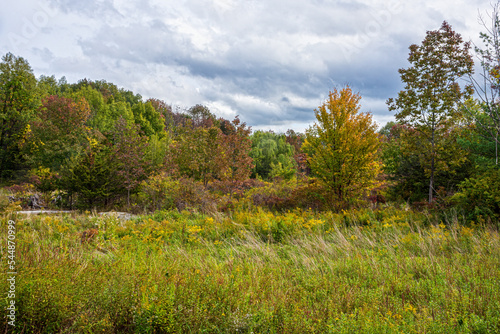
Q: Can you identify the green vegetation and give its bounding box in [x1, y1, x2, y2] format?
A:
[1, 207, 499, 333]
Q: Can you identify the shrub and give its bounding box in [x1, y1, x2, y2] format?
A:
[137, 174, 216, 214]
[450, 167, 500, 223]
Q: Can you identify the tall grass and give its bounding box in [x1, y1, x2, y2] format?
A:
[1, 207, 499, 333]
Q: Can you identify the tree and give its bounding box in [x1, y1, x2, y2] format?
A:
[303, 86, 380, 204]
[132, 101, 166, 138]
[467, 2, 500, 165]
[108, 117, 151, 207]
[217, 116, 254, 182]
[387, 21, 474, 203]
[72, 85, 135, 134]
[186, 104, 216, 127]
[27, 95, 91, 170]
[171, 117, 253, 187]
[58, 137, 116, 209]
[147, 98, 176, 130]
[285, 129, 309, 177]
[380, 124, 427, 201]
[171, 121, 225, 185]
[381, 122, 473, 203]
[249, 131, 296, 180]
[0, 53, 40, 179]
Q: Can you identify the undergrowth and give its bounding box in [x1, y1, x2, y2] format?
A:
[1, 206, 499, 333]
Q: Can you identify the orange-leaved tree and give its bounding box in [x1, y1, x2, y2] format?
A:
[303, 86, 381, 205]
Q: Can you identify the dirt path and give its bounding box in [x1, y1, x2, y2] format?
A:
[16, 210, 135, 220]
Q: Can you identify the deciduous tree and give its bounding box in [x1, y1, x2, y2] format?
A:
[303, 86, 380, 204]
[108, 117, 152, 207]
[249, 131, 296, 180]
[387, 21, 474, 203]
[28, 95, 91, 170]
[0, 53, 40, 179]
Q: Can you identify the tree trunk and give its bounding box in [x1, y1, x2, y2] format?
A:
[496, 132, 498, 166]
[429, 128, 435, 204]
[429, 169, 434, 204]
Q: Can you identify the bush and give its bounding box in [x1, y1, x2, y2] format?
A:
[137, 174, 216, 214]
[450, 167, 500, 223]
[234, 178, 336, 212]
[29, 167, 60, 194]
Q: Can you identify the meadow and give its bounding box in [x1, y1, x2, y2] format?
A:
[1, 206, 499, 333]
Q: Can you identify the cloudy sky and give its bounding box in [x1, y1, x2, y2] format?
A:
[0, 0, 492, 132]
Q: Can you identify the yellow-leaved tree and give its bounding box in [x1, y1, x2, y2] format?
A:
[303, 86, 381, 205]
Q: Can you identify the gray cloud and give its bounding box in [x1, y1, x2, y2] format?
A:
[0, 0, 493, 132]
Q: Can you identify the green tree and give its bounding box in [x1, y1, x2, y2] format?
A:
[58, 138, 116, 209]
[132, 101, 166, 138]
[173, 123, 221, 185]
[108, 117, 152, 207]
[27, 95, 92, 171]
[72, 85, 135, 134]
[0, 53, 40, 179]
[249, 131, 296, 180]
[37, 75, 59, 98]
[387, 21, 474, 203]
[303, 86, 380, 205]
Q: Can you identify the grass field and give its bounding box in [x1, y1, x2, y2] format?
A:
[1, 206, 499, 333]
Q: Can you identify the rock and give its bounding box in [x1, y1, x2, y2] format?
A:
[28, 194, 42, 209]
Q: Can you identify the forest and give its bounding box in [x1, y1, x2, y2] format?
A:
[0, 14, 499, 334]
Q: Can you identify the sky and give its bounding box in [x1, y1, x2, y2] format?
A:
[0, 0, 493, 132]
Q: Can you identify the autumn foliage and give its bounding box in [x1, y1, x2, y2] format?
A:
[303, 87, 381, 205]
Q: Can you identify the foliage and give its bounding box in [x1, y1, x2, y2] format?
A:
[137, 173, 216, 214]
[2, 207, 499, 333]
[37, 75, 60, 98]
[143, 132, 171, 170]
[303, 86, 381, 205]
[249, 130, 296, 180]
[108, 117, 152, 206]
[186, 104, 216, 127]
[132, 101, 166, 138]
[0, 53, 40, 180]
[242, 178, 332, 212]
[27, 95, 91, 170]
[461, 99, 500, 166]
[29, 166, 60, 194]
[216, 116, 254, 183]
[382, 122, 473, 202]
[72, 84, 135, 135]
[387, 21, 474, 203]
[285, 129, 309, 177]
[58, 139, 117, 209]
[171, 122, 226, 185]
[451, 167, 500, 222]
[172, 117, 253, 186]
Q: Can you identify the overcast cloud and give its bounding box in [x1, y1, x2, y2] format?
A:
[0, 0, 492, 132]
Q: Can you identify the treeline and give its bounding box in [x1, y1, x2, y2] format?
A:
[1, 16, 500, 222]
[0, 53, 309, 211]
